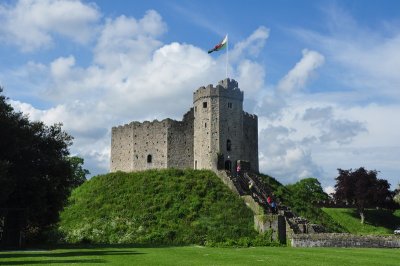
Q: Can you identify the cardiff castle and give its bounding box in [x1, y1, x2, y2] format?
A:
[110, 78, 258, 174]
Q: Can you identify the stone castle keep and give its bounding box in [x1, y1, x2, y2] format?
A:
[110, 78, 258, 173]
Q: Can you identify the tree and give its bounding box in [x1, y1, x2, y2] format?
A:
[274, 177, 345, 232]
[67, 156, 90, 188]
[0, 87, 88, 240]
[333, 167, 393, 224]
[284, 178, 329, 213]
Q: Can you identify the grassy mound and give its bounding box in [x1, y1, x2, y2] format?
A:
[322, 208, 400, 235]
[59, 169, 260, 245]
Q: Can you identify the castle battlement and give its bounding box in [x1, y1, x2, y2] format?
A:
[243, 111, 258, 120]
[193, 79, 243, 103]
[111, 78, 258, 174]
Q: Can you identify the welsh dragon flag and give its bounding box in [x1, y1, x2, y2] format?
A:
[208, 35, 228, 54]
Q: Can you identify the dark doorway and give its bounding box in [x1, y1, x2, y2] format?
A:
[224, 160, 232, 171]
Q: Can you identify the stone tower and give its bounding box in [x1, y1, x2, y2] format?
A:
[193, 78, 258, 172]
[110, 78, 258, 173]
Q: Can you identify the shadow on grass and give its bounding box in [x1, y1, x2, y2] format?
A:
[0, 250, 144, 259]
[0, 259, 106, 265]
[348, 208, 400, 229]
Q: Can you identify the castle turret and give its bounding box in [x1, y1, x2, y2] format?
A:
[193, 78, 246, 172]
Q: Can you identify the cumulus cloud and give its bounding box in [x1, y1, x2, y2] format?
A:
[303, 106, 368, 145]
[236, 60, 265, 96]
[324, 186, 335, 196]
[257, 49, 325, 120]
[94, 10, 166, 68]
[277, 49, 325, 94]
[231, 26, 270, 61]
[258, 125, 324, 184]
[0, 0, 100, 51]
[303, 106, 333, 121]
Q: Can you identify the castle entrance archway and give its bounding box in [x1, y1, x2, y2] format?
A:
[224, 160, 232, 172]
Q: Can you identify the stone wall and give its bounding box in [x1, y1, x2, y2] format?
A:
[291, 233, 400, 248]
[254, 214, 286, 243]
[243, 112, 258, 172]
[167, 109, 194, 169]
[193, 84, 214, 170]
[110, 120, 170, 172]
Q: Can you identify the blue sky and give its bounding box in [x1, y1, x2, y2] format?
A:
[1, 0, 400, 192]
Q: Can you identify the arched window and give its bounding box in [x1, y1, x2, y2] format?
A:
[227, 139, 231, 151]
[147, 154, 152, 163]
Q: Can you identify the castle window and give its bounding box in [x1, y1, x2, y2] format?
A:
[205, 122, 207, 128]
[227, 139, 232, 151]
[147, 154, 152, 163]
[203, 102, 207, 108]
[228, 102, 232, 108]
[195, 106, 197, 112]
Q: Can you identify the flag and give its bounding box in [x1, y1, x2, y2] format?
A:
[208, 35, 228, 54]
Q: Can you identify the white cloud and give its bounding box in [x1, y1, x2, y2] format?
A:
[236, 60, 265, 96]
[277, 49, 325, 94]
[50, 56, 76, 79]
[324, 186, 335, 196]
[94, 10, 166, 68]
[231, 26, 270, 61]
[0, 0, 100, 51]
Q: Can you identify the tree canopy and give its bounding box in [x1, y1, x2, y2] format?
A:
[273, 178, 343, 232]
[333, 167, 394, 224]
[0, 87, 88, 240]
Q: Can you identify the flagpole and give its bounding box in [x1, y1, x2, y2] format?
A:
[226, 34, 229, 78]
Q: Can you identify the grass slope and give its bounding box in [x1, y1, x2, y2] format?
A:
[258, 174, 344, 232]
[59, 169, 260, 245]
[2, 246, 400, 266]
[322, 208, 400, 235]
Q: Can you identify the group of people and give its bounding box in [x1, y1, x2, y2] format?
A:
[247, 177, 278, 214]
[236, 164, 278, 214]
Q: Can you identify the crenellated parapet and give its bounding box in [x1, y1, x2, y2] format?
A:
[193, 78, 243, 104]
[243, 111, 258, 121]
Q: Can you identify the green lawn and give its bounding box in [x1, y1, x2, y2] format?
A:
[1, 246, 400, 266]
[322, 208, 400, 235]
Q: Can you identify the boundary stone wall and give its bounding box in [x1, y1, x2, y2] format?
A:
[291, 233, 400, 248]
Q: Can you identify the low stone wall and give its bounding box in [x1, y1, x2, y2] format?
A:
[292, 233, 400, 248]
[255, 214, 286, 243]
[216, 171, 240, 196]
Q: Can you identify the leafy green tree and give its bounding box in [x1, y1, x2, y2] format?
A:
[0, 87, 88, 240]
[284, 178, 329, 213]
[67, 156, 90, 188]
[333, 167, 393, 224]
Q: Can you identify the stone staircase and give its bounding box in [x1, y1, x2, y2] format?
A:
[218, 170, 325, 237]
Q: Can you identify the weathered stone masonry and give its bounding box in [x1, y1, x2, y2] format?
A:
[110, 78, 258, 173]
